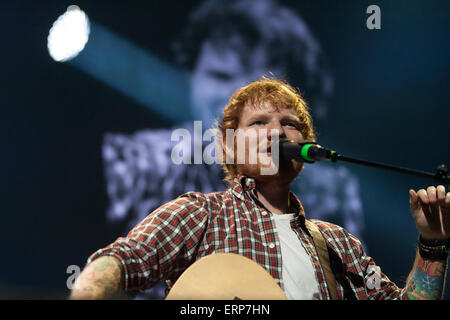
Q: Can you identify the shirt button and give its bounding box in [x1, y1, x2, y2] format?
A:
[261, 211, 268, 216]
[268, 243, 275, 249]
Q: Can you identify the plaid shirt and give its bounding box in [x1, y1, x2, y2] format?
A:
[88, 174, 407, 299]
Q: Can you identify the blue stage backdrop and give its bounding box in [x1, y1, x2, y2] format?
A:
[1, 0, 449, 299]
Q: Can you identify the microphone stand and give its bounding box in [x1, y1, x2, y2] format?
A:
[329, 152, 450, 187]
[279, 140, 450, 187]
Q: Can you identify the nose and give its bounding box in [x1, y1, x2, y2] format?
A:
[268, 121, 286, 141]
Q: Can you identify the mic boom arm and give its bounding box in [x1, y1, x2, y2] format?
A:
[278, 139, 450, 188]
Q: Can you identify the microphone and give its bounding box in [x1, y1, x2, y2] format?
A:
[275, 139, 337, 163]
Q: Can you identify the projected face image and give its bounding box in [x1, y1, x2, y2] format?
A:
[190, 36, 282, 130]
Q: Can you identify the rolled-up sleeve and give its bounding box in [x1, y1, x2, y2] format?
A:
[346, 233, 407, 300]
[314, 220, 407, 299]
[87, 192, 209, 295]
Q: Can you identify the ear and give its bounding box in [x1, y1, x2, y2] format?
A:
[221, 134, 235, 165]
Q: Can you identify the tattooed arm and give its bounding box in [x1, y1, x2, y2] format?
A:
[403, 185, 450, 300]
[405, 250, 447, 300]
[69, 256, 126, 300]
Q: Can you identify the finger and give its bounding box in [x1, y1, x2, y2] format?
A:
[416, 188, 441, 233]
[427, 186, 437, 204]
[427, 187, 442, 235]
[417, 189, 429, 205]
[443, 192, 450, 236]
[443, 191, 450, 218]
[445, 192, 450, 208]
[409, 189, 420, 211]
[437, 186, 447, 221]
[437, 185, 446, 203]
[427, 186, 440, 216]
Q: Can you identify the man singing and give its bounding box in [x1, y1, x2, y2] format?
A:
[70, 77, 449, 300]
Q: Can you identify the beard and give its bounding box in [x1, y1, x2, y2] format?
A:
[237, 154, 304, 186]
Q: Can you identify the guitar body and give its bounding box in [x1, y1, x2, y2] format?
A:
[165, 253, 287, 300]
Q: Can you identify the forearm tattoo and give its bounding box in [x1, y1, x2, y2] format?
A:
[406, 256, 447, 300]
[90, 256, 123, 295]
[71, 256, 124, 299]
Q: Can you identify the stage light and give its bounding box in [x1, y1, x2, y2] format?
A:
[48, 8, 190, 122]
[47, 5, 90, 62]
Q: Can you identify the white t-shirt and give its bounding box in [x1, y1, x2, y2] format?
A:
[271, 213, 321, 300]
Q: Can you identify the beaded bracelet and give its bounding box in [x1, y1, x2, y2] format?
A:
[418, 236, 450, 261]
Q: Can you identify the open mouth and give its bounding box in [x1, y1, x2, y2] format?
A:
[260, 144, 272, 155]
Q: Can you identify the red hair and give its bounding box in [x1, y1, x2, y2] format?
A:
[215, 76, 316, 185]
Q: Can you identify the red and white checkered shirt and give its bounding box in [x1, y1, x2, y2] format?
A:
[88, 174, 407, 299]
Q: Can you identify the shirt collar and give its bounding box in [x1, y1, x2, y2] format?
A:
[230, 174, 254, 201]
[231, 174, 306, 221]
[288, 192, 306, 224]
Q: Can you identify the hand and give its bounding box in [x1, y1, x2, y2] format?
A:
[409, 185, 450, 240]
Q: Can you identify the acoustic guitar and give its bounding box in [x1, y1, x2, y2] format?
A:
[165, 253, 287, 300]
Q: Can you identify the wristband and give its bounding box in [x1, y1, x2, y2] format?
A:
[418, 236, 450, 261]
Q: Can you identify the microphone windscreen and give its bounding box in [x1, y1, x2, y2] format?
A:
[276, 139, 303, 162]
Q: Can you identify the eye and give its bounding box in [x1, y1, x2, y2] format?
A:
[250, 120, 265, 126]
[207, 70, 233, 81]
[283, 122, 300, 129]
